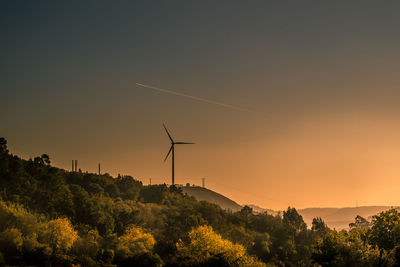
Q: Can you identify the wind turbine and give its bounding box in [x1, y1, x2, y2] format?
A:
[163, 123, 195, 186]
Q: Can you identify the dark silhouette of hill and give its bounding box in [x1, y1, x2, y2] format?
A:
[180, 185, 242, 212]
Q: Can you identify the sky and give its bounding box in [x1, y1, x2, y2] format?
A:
[2, 1, 400, 210]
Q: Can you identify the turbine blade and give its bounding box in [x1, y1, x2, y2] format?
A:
[164, 145, 173, 162]
[174, 142, 195, 144]
[163, 123, 174, 142]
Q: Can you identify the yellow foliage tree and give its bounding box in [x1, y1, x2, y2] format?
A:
[117, 225, 155, 258]
[39, 218, 78, 255]
[176, 225, 265, 266]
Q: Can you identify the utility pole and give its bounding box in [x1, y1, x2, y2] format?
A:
[98, 163, 101, 175]
[75, 160, 77, 172]
[72, 160, 74, 172]
[202, 177, 205, 188]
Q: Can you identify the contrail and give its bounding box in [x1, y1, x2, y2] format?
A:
[135, 82, 253, 112]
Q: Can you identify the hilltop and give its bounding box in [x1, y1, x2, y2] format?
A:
[179, 185, 242, 212]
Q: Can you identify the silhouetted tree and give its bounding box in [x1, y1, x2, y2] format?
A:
[370, 209, 400, 250]
[312, 217, 328, 233]
[349, 215, 371, 230]
[41, 154, 50, 165]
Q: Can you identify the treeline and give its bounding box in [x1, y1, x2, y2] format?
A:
[0, 137, 400, 266]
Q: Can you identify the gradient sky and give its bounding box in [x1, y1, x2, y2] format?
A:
[2, 1, 400, 209]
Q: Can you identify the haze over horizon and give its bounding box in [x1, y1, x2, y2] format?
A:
[2, 1, 400, 210]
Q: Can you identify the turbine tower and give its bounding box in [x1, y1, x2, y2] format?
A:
[163, 123, 194, 186]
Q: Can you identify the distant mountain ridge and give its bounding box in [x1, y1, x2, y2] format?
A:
[298, 206, 400, 230]
[242, 204, 399, 230]
[180, 186, 398, 230]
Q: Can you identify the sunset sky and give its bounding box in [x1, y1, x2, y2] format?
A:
[2, 1, 400, 210]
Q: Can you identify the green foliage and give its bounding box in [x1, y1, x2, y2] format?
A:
[116, 175, 142, 201]
[369, 209, 400, 251]
[0, 228, 23, 259]
[2, 137, 400, 266]
[0, 138, 8, 154]
[176, 225, 265, 266]
[312, 229, 383, 266]
[349, 215, 371, 230]
[39, 217, 78, 255]
[283, 207, 307, 232]
[312, 217, 328, 233]
[115, 225, 156, 262]
[71, 229, 101, 263]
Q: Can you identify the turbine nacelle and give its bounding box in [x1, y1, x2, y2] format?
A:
[163, 124, 195, 161]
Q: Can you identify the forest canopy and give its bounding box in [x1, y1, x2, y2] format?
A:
[0, 137, 400, 266]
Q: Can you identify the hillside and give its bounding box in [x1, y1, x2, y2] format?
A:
[3, 138, 400, 266]
[0, 138, 270, 266]
[179, 187, 396, 230]
[180, 185, 243, 212]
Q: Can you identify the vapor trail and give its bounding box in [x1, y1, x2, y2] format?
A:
[136, 83, 253, 112]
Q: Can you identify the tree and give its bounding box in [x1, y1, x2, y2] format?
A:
[71, 229, 101, 266]
[117, 225, 155, 255]
[39, 218, 78, 256]
[33, 157, 44, 166]
[0, 138, 9, 176]
[41, 154, 50, 165]
[0, 138, 8, 154]
[283, 207, 306, 232]
[249, 233, 271, 263]
[312, 229, 383, 266]
[176, 225, 265, 266]
[115, 225, 159, 265]
[349, 215, 371, 230]
[0, 228, 23, 261]
[116, 176, 142, 201]
[370, 209, 400, 250]
[282, 207, 312, 265]
[238, 206, 253, 228]
[312, 217, 328, 233]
